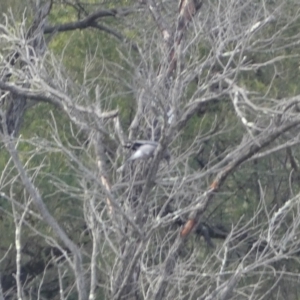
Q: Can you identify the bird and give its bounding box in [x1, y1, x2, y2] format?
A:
[117, 140, 170, 172]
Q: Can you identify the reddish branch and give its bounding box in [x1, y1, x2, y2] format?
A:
[149, 0, 203, 76]
[180, 116, 300, 237]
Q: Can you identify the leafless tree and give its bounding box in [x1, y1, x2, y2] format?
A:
[1, 0, 300, 299]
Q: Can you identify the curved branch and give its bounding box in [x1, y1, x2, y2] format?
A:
[0, 80, 118, 132]
[1, 132, 87, 300]
[44, 7, 136, 34]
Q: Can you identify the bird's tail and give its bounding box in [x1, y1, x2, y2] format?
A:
[116, 164, 125, 172]
[117, 159, 130, 172]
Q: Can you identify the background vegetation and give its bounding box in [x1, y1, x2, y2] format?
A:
[1, 0, 300, 299]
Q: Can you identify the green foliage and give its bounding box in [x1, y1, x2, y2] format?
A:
[3, 0, 300, 298]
